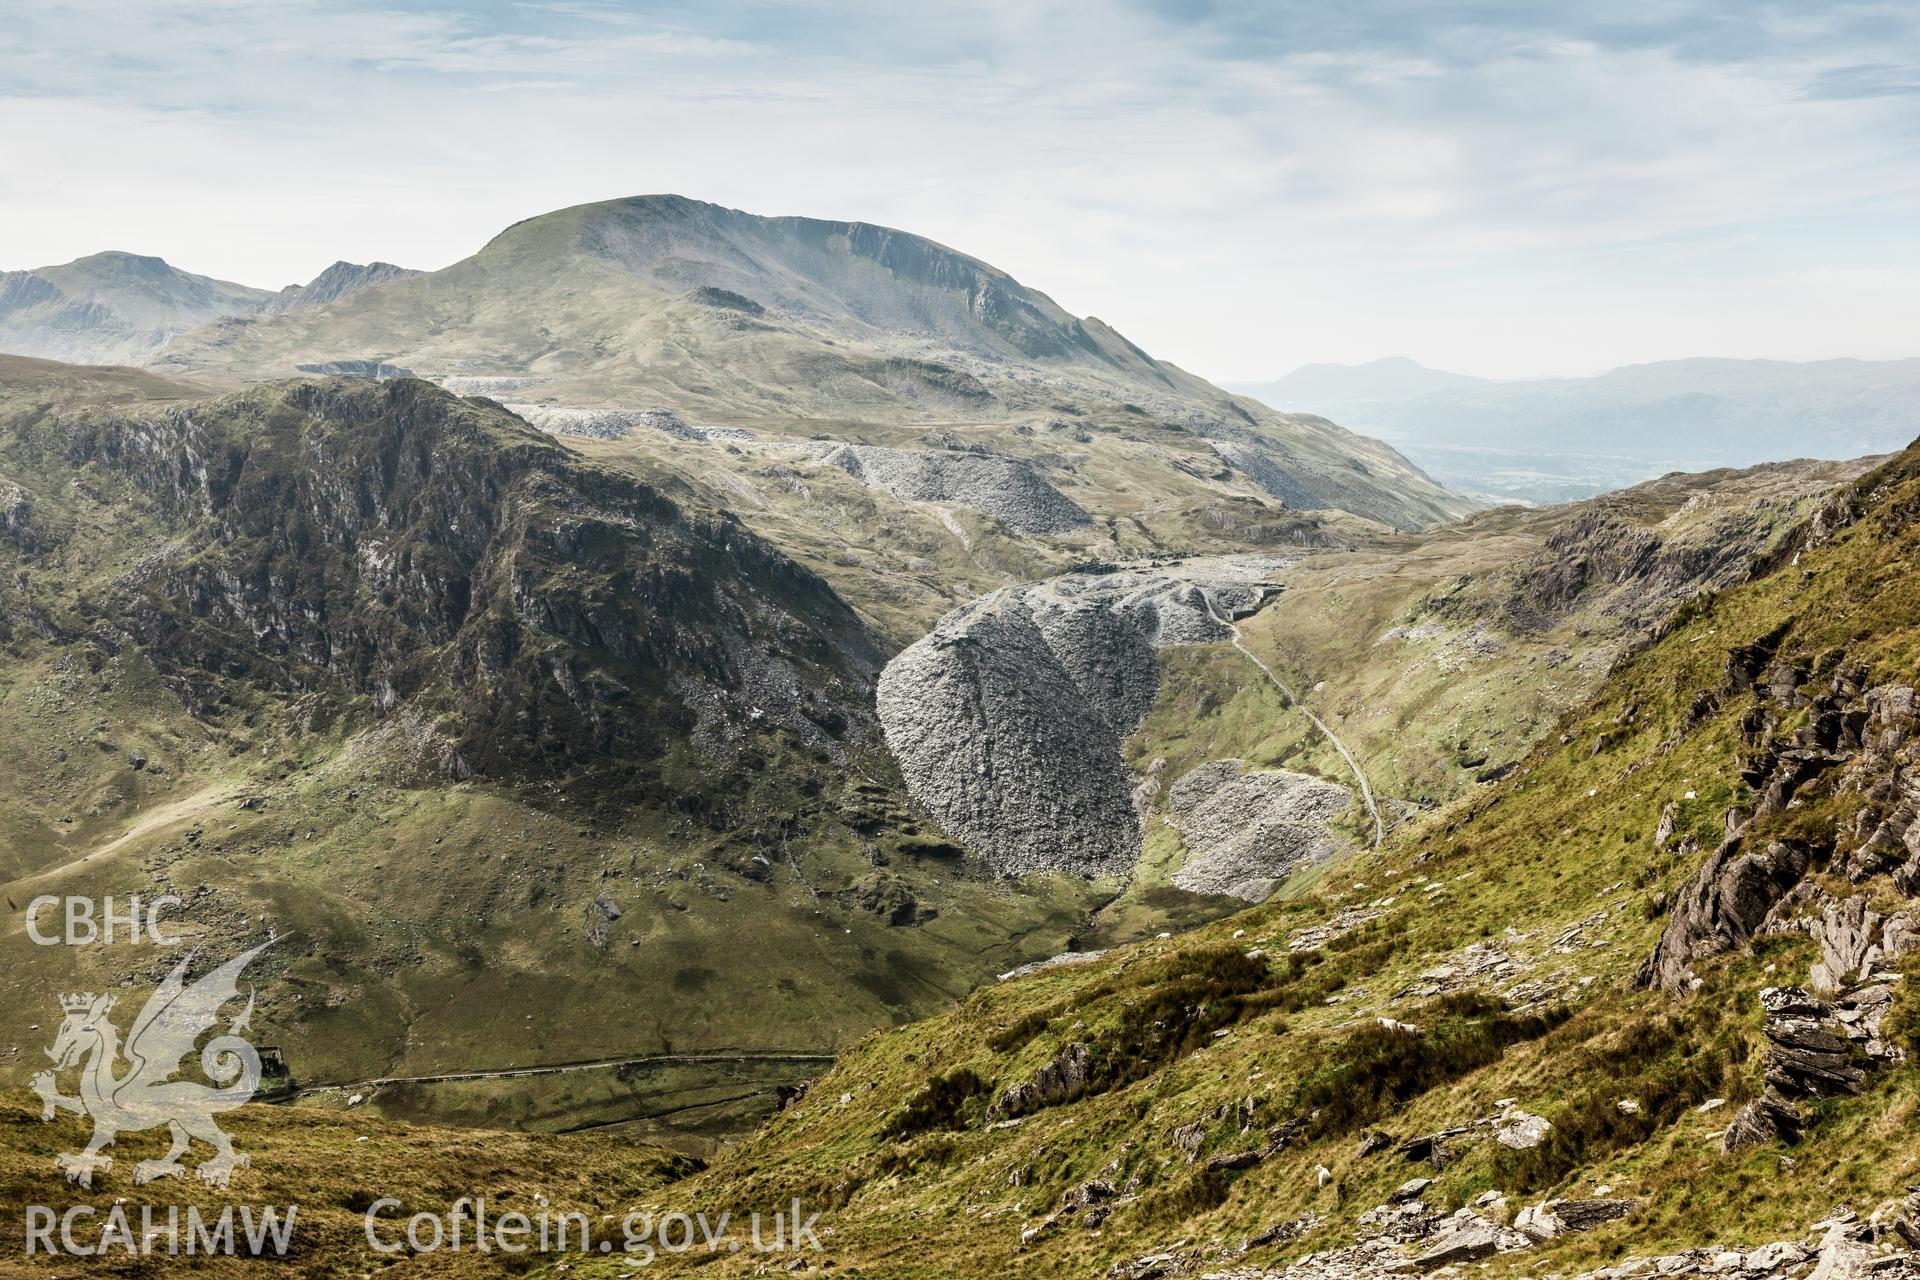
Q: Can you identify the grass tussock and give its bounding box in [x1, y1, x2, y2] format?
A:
[1296, 992, 1568, 1138]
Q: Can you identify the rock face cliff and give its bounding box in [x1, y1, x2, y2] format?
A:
[1635, 653, 1920, 1150]
[876, 559, 1286, 877]
[6, 376, 887, 794]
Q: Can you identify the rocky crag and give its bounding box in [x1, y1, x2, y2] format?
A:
[1637, 638, 1920, 1148]
[2, 373, 886, 795]
[260, 260, 421, 314]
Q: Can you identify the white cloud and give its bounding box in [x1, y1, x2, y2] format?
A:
[1, 0, 1916, 378]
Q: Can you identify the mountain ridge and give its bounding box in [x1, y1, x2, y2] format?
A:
[0, 252, 422, 366]
[148, 194, 1476, 532]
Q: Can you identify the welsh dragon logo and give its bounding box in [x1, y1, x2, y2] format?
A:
[32, 939, 275, 1189]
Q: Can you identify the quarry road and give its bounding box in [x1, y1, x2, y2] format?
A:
[1198, 588, 1386, 848]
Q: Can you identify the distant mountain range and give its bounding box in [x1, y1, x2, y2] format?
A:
[1232, 355, 1920, 503]
[0, 252, 419, 366]
[1236, 356, 1490, 410]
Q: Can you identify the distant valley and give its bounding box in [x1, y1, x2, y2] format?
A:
[1232, 355, 1920, 504]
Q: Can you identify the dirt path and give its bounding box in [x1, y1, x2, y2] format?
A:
[3, 781, 243, 895]
[1198, 589, 1386, 847]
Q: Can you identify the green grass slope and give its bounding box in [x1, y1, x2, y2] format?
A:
[0, 361, 1107, 1148]
[617, 437, 1920, 1278]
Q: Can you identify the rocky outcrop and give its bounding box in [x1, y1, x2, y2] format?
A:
[0, 479, 31, 550]
[1723, 980, 1903, 1150]
[1436, 472, 1849, 640]
[1803, 895, 1920, 994]
[877, 559, 1287, 877]
[1638, 662, 1920, 991]
[1409, 1209, 1534, 1268]
[1638, 639, 1920, 1149]
[1166, 760, 1350, 899]
[996, 1042, 1092, 1116]
[30, 377, 887, 803]
[1637, 831, 1812, 991]
[813, 442, 1090, 535]
[851, 871, 936, 925]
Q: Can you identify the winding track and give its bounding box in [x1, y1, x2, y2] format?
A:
[1198, 588, 1386, 848]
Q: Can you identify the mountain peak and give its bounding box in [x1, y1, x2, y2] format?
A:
[69, 249, 174, 273]
[0, 251, 272, 365]
[258, 259, 423, 315]
[148, 194, 1476, 530]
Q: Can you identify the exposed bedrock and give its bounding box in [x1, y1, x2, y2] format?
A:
[876, 558, 1288, 877]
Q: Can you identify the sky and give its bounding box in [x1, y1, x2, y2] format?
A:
[2, 0, 1918, 380]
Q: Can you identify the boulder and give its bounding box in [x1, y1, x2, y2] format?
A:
[1495, 1109, 1554, 1149]
[1412, 1210, 1532, 1269]
[1723, 1088, 1804, 1150]
[1553, 1198, 1639, 1232]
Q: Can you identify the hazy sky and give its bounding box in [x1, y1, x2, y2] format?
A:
[4, 0, 1918, 379]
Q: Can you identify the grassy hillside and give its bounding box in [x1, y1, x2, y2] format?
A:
[602, 436, 1920, 1278]
[0, 1089, 693, 1276]
[0, 359, 1108, 1149]
[0, 353, 1870, 1164]
[1075, 459, 1861, 947]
